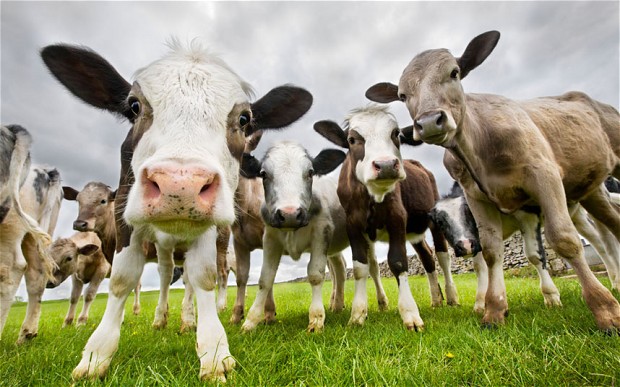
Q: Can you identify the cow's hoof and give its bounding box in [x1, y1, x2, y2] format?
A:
[199, 353, 235, 382]
[377, 298, 389, 311]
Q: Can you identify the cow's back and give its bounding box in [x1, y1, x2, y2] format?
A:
[519, 92, 619, 199]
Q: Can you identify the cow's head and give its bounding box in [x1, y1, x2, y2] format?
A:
[42, 42, 312, 241]
[240, 141, 345, 229]
[365, 31, 500, 147]
[46, 237, 99, 288]
[63, 183, 116, 233]
[314, 105, 412, 203]
[429, 182, 481, 257]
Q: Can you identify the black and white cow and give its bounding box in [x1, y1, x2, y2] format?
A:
[239, 141, 349, 333]
[41, 41, 313, 381]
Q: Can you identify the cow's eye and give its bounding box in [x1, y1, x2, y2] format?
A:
[65, 256, 72, 262]
[308, 169, 315, 179]
[129, 98, 141, 116]
[399, 94, 406, 102]
[348, 137, 356, 145]
[392, 129, 400, 138]
[450, 68, 459, 79]
[259, 170, 267, 179]
[100, 199, 107, 205]
[239, 111, 251, 127]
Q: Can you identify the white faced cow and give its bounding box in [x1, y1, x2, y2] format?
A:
[239, 141, 348, 333]
[314, 105, 459, 331]
[366, 31, 620, 331]
[0, 158, 62, 344]
[41, 41, 313, 381]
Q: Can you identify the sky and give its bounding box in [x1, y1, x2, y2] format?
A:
[2, 1, 618, 301]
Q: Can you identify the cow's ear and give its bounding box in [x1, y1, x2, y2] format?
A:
[245, 130, 263, 153]
[313, 120, 349, 149]
[399, 125, 423, 146]
[240, 153, 262, 179]
[312, 149, 346, 175]
[457, 30, 500, 79]
[365, 82, 400, 103]
[62, 186, 79, 201]
[247, 85, 313, 136]
[41, 44, 131, 117]
[78, 244, 99, 256]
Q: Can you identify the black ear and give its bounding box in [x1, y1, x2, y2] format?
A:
[240, 153, 262, 179]
[41, 44, 131, 117]
[365, 82, 400, 103]
[247, 85, 313, 136]
[312, 149, 346, 175]
[62, 186, 79, 201]
[457, 31, 500, 79]
[313, 120, 349, 149]
[78, 244, 99, 256]
[399, 125, 423, 146]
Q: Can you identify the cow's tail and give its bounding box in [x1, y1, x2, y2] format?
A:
[8, 131, 56, 279]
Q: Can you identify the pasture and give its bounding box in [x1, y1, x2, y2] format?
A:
[1, 272, 619, 386]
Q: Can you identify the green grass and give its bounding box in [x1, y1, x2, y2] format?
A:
[1, 273, 619, 386]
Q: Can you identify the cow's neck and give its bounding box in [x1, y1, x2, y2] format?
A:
[96, 204, 118, 264]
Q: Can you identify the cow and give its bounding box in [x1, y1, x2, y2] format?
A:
[46, 231, 104, 326]
[227, 132, 389, 325]
[365, 30, 620, 331]
[238, 141, 348, 333]
[41, 40, 313, 381]
[314, 105, 459, 331]
[0, 160, 62, 344]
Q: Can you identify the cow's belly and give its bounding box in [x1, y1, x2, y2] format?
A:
[374, 228, 426, 245]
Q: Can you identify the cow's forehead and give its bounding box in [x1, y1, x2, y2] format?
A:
[400, 49, 455, 90]
[134, 45, 253, 119]
[345, 106, 398, 139]
[263, 141, 311, 172]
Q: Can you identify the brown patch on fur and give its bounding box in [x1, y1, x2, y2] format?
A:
[226, 102, 252, 161]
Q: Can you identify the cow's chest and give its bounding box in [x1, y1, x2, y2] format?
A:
[277, 226, 315, 261]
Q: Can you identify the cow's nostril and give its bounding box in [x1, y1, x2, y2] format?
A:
[200, 184, 211, 194]
[436, 111, 445, 127]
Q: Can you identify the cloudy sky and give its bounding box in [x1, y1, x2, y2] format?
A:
[3, 1, 618, 301]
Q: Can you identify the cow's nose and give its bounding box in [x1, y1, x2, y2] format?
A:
[273, 206, 307, 228]
[142, 164, 220, 216]
[372, 158, 401, 179]
[73, 220, 88, 231]
[414, 111, 446, 134]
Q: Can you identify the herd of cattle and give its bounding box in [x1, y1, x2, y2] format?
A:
[1, 30, 619, 381]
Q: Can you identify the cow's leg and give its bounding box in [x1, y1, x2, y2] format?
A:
[466, 198, 507, 326]
[572, 204, 620, 290]
[327, 253, 346, 312]
[306, 230, 331, 333]
[72, 241, 146, 379]
[230, 241, 250, 324]
[514, 211, 562, 307]
[472, 252, 488, 314]
[412, 240, 443, 307]
[241, 232, 282, 333]
[64, 275, 83, 327]
[264, 288, 277, 324]
[152, 245, 174, 329]
[216, 226, 230, 313]
[77, 274, 105, 326]
[0, 245, 26, 340]
[132, 281, 141, 315]
[348, 225, 371, 326]
[368, 244, 389, 311]
[185, 230, 234, 382]
[17, 235, 47, 343]
[432, 228, 459, 306]
[180, 268, 196, 333]
[538, 182, 620, 331]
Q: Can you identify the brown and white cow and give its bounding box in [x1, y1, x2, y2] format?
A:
[366, 30, 620, 331]
[41, 41, 313, 381]
[46, 231, 104, 326]
[0, 157, 62, 343]
[314, 105, 459, 331]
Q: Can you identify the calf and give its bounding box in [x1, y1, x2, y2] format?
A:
[239, 141, 348, 333]
[0, 162, 62, 344]
[42, 41, 313, 381]
[46, 232, 104, 326]
[314, 105, 458, 331]
[366, 30, 620, 330]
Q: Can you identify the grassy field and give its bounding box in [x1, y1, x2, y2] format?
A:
[1, 272, 619, 386]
